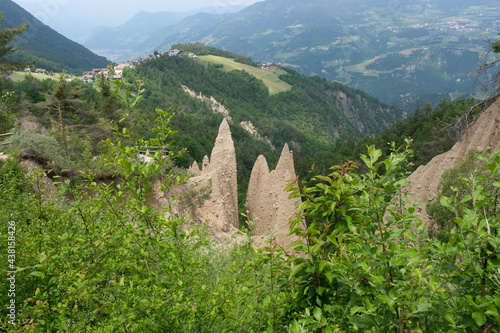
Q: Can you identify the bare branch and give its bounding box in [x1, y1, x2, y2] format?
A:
[443, 91, 500, 139]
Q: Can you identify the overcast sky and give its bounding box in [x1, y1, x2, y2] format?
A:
[10, 0, 262, 41]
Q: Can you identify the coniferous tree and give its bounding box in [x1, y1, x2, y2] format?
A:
[0, 12, 29, 74]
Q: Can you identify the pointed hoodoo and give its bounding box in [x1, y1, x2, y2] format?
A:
[275, 143, 295, 177]
[189, 161, 200, 176]
[246, 144, 302, 247]
[248, 155, 270, 198]
[184, 118, 239, 232]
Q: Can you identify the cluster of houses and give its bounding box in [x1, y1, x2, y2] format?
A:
[21, 49, 278, 84]
[21, 49, 185, 83]
[259, 61, 279, 70]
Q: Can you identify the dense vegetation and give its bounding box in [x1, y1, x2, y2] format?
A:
[306, 98, 479, 179]
[1, 112, 500, 331]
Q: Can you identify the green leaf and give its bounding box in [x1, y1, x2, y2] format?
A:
[290, 263, 306, 279]
[313, 307, 322, 321]
[445, 312, 456, 325]
[314, 175, 331, 182]
[287, 240, 304, 249]
[472, 311, 486, 326]
[350, 306, 364, 316]
[30, 271, 45, 279]
[368, 145, 382, 164]
[440, 196, 454, 210]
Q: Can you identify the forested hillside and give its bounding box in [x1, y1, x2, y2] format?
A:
[0, 0, 110, 73]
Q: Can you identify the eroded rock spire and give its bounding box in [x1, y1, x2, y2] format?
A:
[247, 144, 302, 247]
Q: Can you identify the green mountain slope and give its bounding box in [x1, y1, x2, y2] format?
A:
[152, 0, 499, 109]
[0, 0, 110, 73]
[123, 48, 401, 193]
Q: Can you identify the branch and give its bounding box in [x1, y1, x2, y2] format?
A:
[0, 132, 13, 137]
[443, 91, 500, 139]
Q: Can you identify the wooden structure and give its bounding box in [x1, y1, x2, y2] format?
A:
[0, 133, 12, 146]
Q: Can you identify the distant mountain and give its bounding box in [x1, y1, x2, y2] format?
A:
[84, 6, 246, 62]
[133, 12, 233, 59]
[84, 11, 188, 58]
[0, 0, 110, 73]
[149, 0, 499, 109]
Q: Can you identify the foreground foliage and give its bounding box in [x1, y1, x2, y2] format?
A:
[287, 141, 500, 332]
[0, 112, 290, 332]
[2, 104, 500, 332]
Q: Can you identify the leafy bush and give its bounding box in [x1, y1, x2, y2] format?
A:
[286, 141, 500, 332]
[8, 130, 70, 168]
[427, 149, 485, 241]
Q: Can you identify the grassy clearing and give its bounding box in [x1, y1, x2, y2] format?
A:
[11, 72, 57, 82]
[344, 55, 388, 76]
[198, 55, 292, 95]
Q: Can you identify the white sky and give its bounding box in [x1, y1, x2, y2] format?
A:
[11, 0, 261, 16]
[10, 0, 262, 41]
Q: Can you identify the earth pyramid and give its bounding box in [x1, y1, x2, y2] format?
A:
[247, 144, 302, 247]
[187, 118, 238, 232]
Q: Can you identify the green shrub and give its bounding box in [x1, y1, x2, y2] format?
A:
[427, 149, 486, 241]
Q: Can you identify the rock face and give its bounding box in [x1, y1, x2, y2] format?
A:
[186, 119, 239, 232]
[247, 144, 302, 247]
[408, 97, 500, 226]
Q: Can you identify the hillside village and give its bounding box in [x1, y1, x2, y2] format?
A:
[18, 49, 280, 83]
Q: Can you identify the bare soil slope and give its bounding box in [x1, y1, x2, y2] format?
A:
[408, 97, 500, 226]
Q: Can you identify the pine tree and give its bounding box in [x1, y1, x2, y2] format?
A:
[0, 12, 29, 74]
